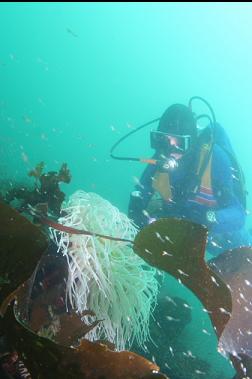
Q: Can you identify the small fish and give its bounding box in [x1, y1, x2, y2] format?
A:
[110, 125, 116, 132]
[66, 27, 78, 38]
[23, 115, 32, 124]
[21, 152, 29, 163]
[219, 307, 231, 316]
[177, 269, 189, 277]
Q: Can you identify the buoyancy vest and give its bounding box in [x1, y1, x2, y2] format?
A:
[152, 143, 218, 208]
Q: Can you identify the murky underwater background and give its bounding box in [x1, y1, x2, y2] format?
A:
[1, 2, 252, 378]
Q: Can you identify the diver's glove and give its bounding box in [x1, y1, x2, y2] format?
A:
[157, 156, 178, 172]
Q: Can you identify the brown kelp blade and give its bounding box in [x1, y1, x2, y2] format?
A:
[0, 202, 48, 303]
[229, 353, 252, 379]
[209, 247, 252, 359]
[2, 303, 167, 379]
[133, 218, 232, 338]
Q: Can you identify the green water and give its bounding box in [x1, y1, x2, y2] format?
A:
[1, 2, 252, 378]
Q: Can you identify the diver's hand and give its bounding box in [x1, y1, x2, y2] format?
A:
[157, 156, 178, 172]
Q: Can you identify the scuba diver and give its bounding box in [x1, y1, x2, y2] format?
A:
[111, 97, 251, 257]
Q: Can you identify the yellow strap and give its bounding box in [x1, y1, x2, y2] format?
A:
[152, 171, 172, 202]
[201, 154, 212, 188]
[196, 143, 211, 175]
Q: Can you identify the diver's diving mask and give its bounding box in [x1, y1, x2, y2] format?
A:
[150, 131, 192, 154]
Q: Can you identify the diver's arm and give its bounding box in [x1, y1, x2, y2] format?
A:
[209, 146, 246, 233]
[128, 164, 156, 228]
[209, 200, 246, 233]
